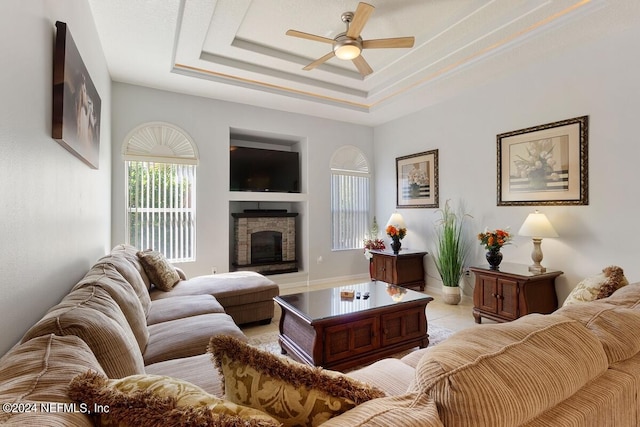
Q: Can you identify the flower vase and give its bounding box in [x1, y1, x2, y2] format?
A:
[390, 237, 402, 254]
[486, 248, 503, 269]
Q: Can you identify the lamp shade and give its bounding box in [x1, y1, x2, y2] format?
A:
[518, 211, 558, 238]
[386, 212, 406, 230]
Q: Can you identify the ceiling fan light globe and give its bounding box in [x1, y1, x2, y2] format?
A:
[334, 39, 361, 60]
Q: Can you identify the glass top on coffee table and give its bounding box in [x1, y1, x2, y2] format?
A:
[275, 281, 433, 322]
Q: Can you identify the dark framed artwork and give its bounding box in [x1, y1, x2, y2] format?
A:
[497, 116, 588, 206]
[396, 149, 439, 208]
[52, 21, 101, 169]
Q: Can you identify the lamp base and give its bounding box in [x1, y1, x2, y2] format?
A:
[528, 264, 546, 273]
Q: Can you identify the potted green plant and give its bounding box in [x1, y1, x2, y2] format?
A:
[433, 200, 471, 305]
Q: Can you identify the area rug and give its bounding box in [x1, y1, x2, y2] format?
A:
[247, 323, 453, 362]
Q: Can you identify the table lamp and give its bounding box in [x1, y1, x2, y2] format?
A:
[518, 210, 558, 273]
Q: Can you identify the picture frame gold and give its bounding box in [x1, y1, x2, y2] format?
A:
[497, 116, 588, 206]
[396, 149, 439, 208]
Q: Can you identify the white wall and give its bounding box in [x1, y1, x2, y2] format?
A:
[0, 1, 111, 354]
[374, 15, 640, 303]
[111, 83, 373, 287]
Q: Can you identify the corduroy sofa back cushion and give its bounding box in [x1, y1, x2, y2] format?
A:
[74, 264, 149, 353]
[555, 301, 640, 364]
[414, 314, 609, 427]
[96, 254, 152, 315]
[21, 286, 145, 378]
[111, 244, 152, 290]
[0, 334, 103, 426]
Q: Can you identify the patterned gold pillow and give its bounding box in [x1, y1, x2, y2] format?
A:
[563, 266, 629, 306]
[68, 371, 280, 427]
[136, 250, 180, 291]
[208, 335, 385, 427]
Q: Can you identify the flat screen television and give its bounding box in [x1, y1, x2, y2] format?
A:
[230, 146, 300, 193]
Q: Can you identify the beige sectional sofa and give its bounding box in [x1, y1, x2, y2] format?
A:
[1, 244, 639, 426]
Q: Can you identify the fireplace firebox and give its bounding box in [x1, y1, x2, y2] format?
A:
[232, 210, 298, 275]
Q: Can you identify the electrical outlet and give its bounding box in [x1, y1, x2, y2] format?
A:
[211, 267, 217, 275]
[465, 268, 471, 276]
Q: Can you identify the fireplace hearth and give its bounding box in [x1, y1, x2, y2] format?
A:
[232, 210, 298, 275]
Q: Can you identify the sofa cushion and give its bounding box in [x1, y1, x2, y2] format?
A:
[69, 371, 280, 427]
[136, 249, 181, 291]
[563, 266, 629, 306]
[111, 244, 152, 290]
[96, 254, 152, 316]
[555, 300, 640, 364]
[0, 334, 104, 425]
[414, 314, 609, 427]
[144, 313, 246, 365]
[145, 353, 224, 398]
[74, 265, 149, 353]
[146, 294, 225, 325]
[149, 271, 278, 306]
[347, 358, 415, 396]
[319, 392, 444, 427]
[521, 367, 637, 427]
[21, 286, 145, 378]
[208, 335, 384, 427]
[601, 282, 640, 308]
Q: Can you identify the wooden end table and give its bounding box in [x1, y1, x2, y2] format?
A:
[369, 249, 427, 291]
[470, 262, 562, 324]
[274, 282, 433, 371]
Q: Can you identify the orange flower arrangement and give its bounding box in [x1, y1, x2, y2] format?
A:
[386, 225, 407, 240]
[478, 228, 511, 251]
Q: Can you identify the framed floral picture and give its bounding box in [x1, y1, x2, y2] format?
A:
[396, 149, 439, 208]
[497, 116, 588, 206]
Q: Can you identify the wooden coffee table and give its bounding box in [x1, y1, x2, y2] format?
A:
[274, 281, 434, 371]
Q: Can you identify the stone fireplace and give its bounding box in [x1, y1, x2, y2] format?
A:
[232, 210, 298, 275]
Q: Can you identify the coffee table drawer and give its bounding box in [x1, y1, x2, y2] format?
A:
[324, 317, 380, 364]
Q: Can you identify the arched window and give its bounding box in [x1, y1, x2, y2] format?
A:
[122, 122, 198, 262]
[330, 146, 371, 250]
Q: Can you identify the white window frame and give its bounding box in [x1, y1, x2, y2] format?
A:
[122, 122, 199, 262]
[330, 146, 371, 251]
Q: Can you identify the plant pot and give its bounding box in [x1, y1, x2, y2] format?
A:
[442, 285, 461, 305]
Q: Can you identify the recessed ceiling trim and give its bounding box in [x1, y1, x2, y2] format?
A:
[199, 50, 367, 97]
[173, 63, 371, 112]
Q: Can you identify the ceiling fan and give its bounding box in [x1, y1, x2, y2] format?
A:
[286, 2, 415, 77]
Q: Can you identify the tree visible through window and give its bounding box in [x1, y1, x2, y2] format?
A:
[331, 146, 371, 250]
[122, 123, 199, 262]
[127, 161, 196, 262]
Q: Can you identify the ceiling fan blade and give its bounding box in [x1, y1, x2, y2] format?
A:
[352, 55, 373, 76]
[286, 29, 334, 44]
[363, 37, 415, 49]
[346, 2, 375, 39]
[303, 51, 336, 71]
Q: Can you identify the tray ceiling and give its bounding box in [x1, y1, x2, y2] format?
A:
[87, 0, 634, 125]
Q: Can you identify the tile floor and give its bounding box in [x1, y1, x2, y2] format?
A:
[241, 279, 493, 338]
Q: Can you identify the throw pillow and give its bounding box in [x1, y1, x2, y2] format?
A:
[68, 371, 280, 427]
[207, 335, 385, 427]
[563, 266, 629, 306]
[136, 250, 181, 291]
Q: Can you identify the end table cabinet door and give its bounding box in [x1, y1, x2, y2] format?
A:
[475, 274, 498, 314]
[373, 256, 393, 283]
[496, 278, 518, 320]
